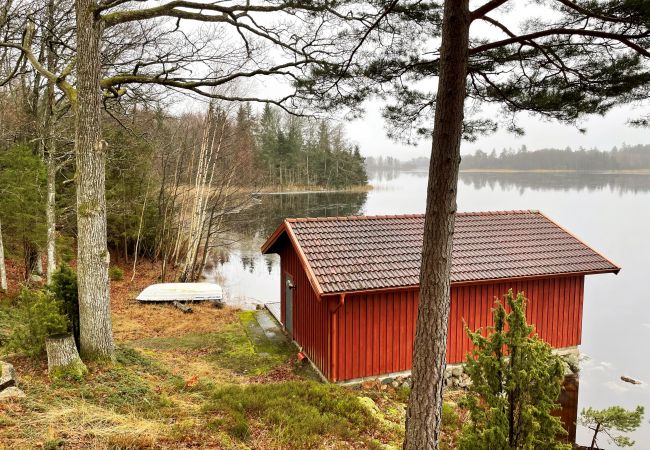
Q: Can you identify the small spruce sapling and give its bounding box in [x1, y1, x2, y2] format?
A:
[48, 264, 80, 350]
[459, 290, 570, 450]
[581, 405, 645, 449]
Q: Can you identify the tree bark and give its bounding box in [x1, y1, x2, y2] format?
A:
[75, 0, 114, 360]
[46, 145, 57, 284]
[46, 333, 88, 379]
[403, 1, 470, 449]
[0, 220, 7, 292]
[45, 0, 58, 284]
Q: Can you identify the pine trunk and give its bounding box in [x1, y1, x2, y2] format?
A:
[74, 0, 114, 360]
[403, 1, 470, 449]
[0, 220, 7, 292]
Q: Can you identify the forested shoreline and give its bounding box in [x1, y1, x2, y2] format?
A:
[366, 144, 650, 172]
[0, 95, 367, 284]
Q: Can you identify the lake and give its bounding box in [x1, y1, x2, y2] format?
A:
[216, 170, 650, 448]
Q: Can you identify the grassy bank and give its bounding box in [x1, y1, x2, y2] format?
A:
[0, 264, 462, 449]
[254, 184, 373, 194]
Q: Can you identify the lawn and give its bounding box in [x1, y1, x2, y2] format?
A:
[0, 264, 462, 449]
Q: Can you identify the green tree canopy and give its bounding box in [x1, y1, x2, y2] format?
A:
[581, 405, 645, 449]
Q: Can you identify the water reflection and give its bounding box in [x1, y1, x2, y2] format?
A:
[216, 191, 367, 308]
[214, 170, 649, 448]
[460, 171, 650, 195]
[227, 190, 368, 241]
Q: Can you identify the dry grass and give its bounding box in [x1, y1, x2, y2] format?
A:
[0, 260, 462, 449]
[110, 262, 238, 341]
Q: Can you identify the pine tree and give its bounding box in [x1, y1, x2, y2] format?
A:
[581, 405, 645, 449]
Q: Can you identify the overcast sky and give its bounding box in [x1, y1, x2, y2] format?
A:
[309, 2, 650, 160]
[345, 100, 649, 160]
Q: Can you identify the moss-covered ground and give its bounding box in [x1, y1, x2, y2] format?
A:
[0, 263, 463, 449]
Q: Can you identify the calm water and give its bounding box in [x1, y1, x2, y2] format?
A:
[217, 171, 650, 447]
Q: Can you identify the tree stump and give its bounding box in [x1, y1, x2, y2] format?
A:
[46, 333, 88, 381]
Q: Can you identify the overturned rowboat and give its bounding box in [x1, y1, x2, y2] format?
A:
[136, 283, 223, 303]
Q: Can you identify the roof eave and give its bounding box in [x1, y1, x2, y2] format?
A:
[318, 268, 620, 297]
[260, 220, 325, 296]
[260, 221, 289, 255]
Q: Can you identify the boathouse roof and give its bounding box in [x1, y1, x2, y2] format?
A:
[261, 210, 620, 295]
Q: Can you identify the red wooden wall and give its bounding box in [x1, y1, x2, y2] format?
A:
[328, 275, 585, 381]
[277, 241, 586, 382]
[279, 243, 331, 378]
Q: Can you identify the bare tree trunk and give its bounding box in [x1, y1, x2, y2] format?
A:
[0, 220, 7, 292]
[403, 1, 470, 449]
[46, 146, 57, 283]
[131, 178, 150, 281]
[35, 251, 44, 275]
[75, 0, 114, 360]
[45, 0, 57, 284]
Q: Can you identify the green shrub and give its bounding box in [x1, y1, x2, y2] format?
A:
[442, 402, 460, 431]
[109, 266, 124, 281]
[459, 290, 569, 450]
[203, 381, 376, 448]
[48, 264, 80, 350]
[6, 288, 68, 357]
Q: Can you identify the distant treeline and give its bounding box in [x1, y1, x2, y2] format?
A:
[462, 144, 650, 170]
[367, 144, 650, 172]
[365, 155, 430, 171]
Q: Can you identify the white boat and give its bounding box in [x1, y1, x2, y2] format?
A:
[136, 283, 223, 303]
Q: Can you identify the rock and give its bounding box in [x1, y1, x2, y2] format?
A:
[0, 361, 17, 391]
[29, 274, 43, 283]
[380, 377, 394, 385]
[562, 354, 580, 374]
[621, 375, 642, 385]
[451, 366, 463, 377]
[361, 380, 380, 390]
[391, 381, 400, 389]
[0, 387, 25, 401]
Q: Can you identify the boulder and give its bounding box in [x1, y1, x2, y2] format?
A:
[29, 274, 43, 283]
[361, 380, 380, 390]
[0, 387, 25, 401]
[0, 361, 16, 391]
[451, 366, 463, 377]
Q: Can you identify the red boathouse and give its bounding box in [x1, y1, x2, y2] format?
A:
[261, 210, 619, 382]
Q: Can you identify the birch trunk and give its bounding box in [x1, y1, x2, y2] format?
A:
[130, 178, 150, 281]
[43, 0, 58, 285]
[0, 220, 7, 292]
[181, 108, 225, 281]
[403, 1, 470, 449]
[46, 147, 57, 283]
[74, 0, 114, 360]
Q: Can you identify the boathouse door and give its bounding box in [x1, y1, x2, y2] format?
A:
[285, 273, 294, 337]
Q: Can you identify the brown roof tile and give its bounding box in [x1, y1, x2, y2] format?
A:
[262, 211, 620, 295]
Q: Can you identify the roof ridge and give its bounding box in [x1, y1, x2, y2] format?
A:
[262, 209, 620, 295]
[286, 210, 540, 223]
